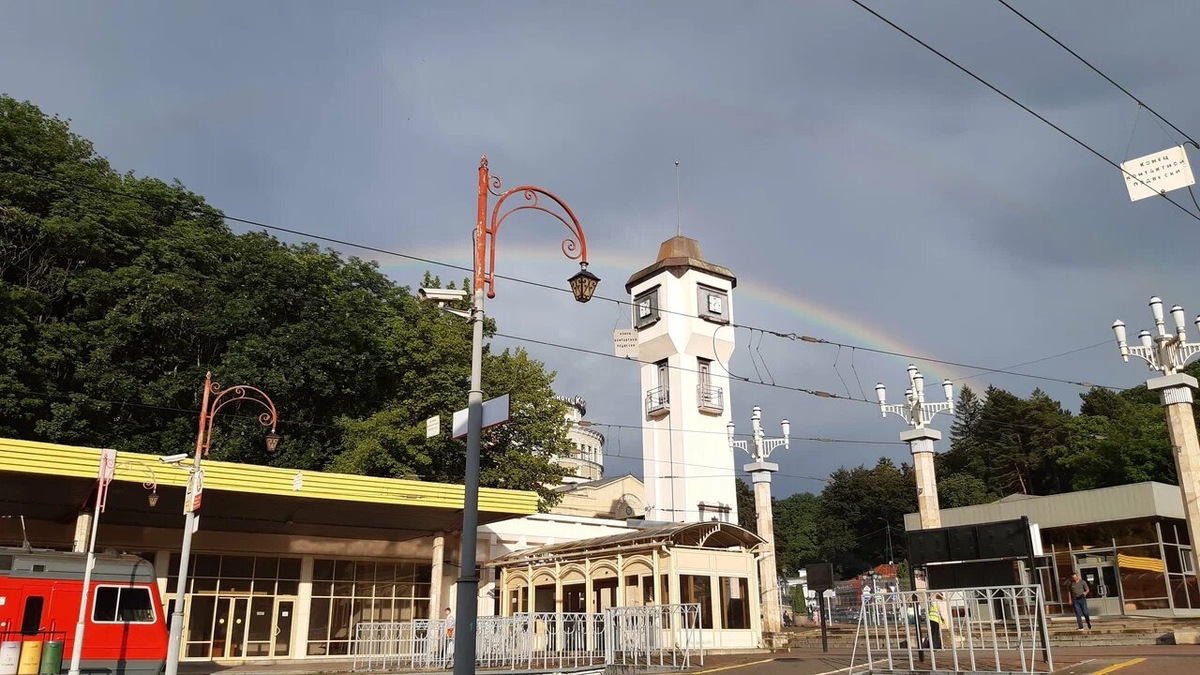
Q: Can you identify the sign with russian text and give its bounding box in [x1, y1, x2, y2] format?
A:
[613, 329, 638, 358]
[1121, 145, 1195, 201]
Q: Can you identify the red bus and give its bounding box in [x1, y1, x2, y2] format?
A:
[0, 546, 167, 675]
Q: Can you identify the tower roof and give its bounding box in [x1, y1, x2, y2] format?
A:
[624, 235, 737, 292]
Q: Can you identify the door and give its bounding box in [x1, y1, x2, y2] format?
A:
[1075, 552, 1121, 616]
[273, 599, 294, 657]
[213, 597, 250, 658]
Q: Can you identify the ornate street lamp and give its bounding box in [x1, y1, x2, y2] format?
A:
[163, 373, 279, 675]
[428, 156, 597, 675]
[876, 364, 954, 529]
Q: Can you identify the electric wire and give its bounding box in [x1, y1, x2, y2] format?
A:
[2, 168, 1124, 393]
[848, 0, 1200, 222]
[994, 0, 1200, 150]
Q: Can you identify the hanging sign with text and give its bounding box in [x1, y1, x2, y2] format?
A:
[1121, 145, 1195, 201]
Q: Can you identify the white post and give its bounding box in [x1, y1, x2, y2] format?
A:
[877, 366, 953, 530]
[66, 492, 103, 675]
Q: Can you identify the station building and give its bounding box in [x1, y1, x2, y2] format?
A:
[904, 481, 1200, 617]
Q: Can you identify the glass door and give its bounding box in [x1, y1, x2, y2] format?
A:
[274, 599, 295, 657]
[245, 597, 275, 657]
[1076, 552, 1121, 616]
[213, 597, 250, 658]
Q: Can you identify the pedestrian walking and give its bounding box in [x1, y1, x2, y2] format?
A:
[442, 607, 455, 668]
[1068, 573, 1092, 630]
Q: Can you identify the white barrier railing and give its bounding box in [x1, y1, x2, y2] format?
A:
[848, 585, 1053, 674]
[352, 604, 703, 672]
[605, 604, 704, 670]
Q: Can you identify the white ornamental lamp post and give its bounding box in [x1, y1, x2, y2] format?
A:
[876, 365, 953, 530]
[1113, 296, 1200, 574]
[728, 406, 789, 635]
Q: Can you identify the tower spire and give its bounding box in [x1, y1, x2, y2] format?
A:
[675, 160, 682, 237]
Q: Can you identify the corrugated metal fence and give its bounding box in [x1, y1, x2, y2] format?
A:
[352, 604, 703, 672]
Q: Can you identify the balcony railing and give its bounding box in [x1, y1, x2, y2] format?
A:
[645, 385, 669, 416]
[697, 384, 724, 414]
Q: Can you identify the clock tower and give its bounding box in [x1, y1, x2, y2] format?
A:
[626, 235, 737, 523]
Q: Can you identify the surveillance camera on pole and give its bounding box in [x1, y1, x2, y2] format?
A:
[159, 453, 189, 465]
[418, 287, 471, 319]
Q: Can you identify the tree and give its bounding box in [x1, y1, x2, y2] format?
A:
[0, 95, 574, 508]
[736, 479, 756, 531]
[773, 492, 820, 575]
[815, 458, 917, 575]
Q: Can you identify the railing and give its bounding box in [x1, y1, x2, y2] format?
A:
[645, 386, 669, 415]
[353, 604, 703, 672]
[605, 604, 704, 670]
[696, 384, 723, 413]
[848, 585, 1053, 674]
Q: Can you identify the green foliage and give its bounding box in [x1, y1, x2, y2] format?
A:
[735, 479, 756, 531]
[772, 491, 820, 576]
[813, 458, 916, 575]
[0, 95, 573, 509]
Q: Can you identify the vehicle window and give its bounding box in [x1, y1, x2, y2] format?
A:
[21, 596, 44, 634]
[92, 586, 156, 623]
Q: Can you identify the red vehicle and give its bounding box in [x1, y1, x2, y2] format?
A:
[0, 546, 167, 675]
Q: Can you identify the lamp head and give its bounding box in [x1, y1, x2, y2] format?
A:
[1112, 319, 1127, 349]
[1150, 296, 1165, 334]
[568, 263, 600, 303]
[942, 379, 953, 403]
[781, 418, 790, 442]
[1172, 305, 1187, 338]
[726, 421, 735, 445]
[265, 431, 282, 453]
[874, 382, 886, 405]
[147, 492, 159, 508]
[1139, 330, 1154, 349]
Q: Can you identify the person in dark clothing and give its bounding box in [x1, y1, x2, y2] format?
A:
[1068, 573, 1092, 630]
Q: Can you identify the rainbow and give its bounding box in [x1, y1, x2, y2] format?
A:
[370, 242, 962, 383]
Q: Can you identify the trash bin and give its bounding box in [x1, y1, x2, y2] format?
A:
[15, 641, 41, 675]
[37, 641, 62, 675]
[0, 641, 21, 675]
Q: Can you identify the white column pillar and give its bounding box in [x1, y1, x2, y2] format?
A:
[901, 428, 943, 530]
[1150, 374, 1200, 574]
[294, 556, 314, 658]
[429, 532, 446, 618]
[745, 462, 781, 634]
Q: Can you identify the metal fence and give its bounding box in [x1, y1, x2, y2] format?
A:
[352, 604, 703, 672]
[605, 604, 703, 670]
[848, 585, 1053, 674]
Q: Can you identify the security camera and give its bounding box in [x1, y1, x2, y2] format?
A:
[160, 453, 189, 464]
[417, 287, 468, 303]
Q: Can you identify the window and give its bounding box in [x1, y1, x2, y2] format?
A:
[92, 586, 156, 623]
[697, 285, 729, 323]
[634, 288, 660, 329]
[21, 596, 44, 635]
[680, 575, 713, 629]
[720, 577, 751, 629]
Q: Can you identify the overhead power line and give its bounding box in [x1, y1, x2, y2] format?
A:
[3, 168, 1117, 393]
[995, 0, 1199, 149]
[848, 0, 1200, 223]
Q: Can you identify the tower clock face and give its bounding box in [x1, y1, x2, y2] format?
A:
[707, 294, 723, 314]
[638, 298, 652, 318]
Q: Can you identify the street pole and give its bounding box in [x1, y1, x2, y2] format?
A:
[67, 450, 112, 675]
[1113, 296, 1200, 574]
[163, 373, 278, 675]
[729, 406, 789, 637]
[445, 157, 598, 675]
[876, 365, 954, 530]
[164, 374, 211, 675]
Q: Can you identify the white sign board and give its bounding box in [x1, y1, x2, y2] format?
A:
[452, 394, 511, 440]
[1121, 145, 1195, 201]
[1029, 523, 1044, 557]
[426, 415, 440, 438]
[613, 329, 638, 358]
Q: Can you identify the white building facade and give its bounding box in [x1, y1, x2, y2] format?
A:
[626, 236, 739, 524]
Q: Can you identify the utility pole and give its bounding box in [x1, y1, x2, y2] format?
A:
[876, 365, 954, 530]
[729, 406, 789, 636]
[1113, 296, 1200, 574]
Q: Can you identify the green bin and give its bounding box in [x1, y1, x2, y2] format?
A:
[36, 641, 62, 675]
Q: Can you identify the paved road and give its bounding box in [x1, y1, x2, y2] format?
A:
[684, 645, 1200, 675]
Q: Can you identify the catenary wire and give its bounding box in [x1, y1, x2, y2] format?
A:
[994, 0, 1200, 150]
[2, 168, 1125, 393]
[847, 0, 1200, 222]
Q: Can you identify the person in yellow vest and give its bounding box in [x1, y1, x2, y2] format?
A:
[925, 594, 945, 649]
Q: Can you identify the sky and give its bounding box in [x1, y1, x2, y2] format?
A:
[5, 1, 1200, 498]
